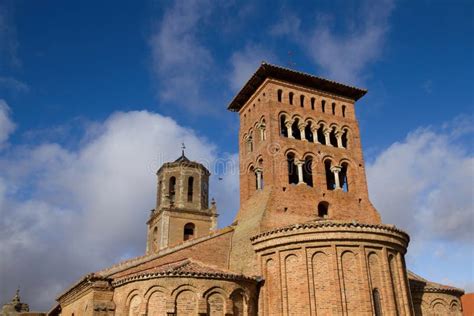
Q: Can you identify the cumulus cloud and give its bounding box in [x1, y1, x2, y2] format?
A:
[270, 0, 394, 84]
[269, 12, 301, 37]
[228, 44, 277, 91]
[0, 99, 15, 147]
[149, 0, 215, 113]
[0, 110, 239, 310]
[367, 117, 474, 243]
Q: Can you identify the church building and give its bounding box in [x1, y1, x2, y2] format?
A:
[51, 63, 464, 315]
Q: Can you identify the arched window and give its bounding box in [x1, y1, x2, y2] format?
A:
[325, 160, 336, 190]
[247, 134, 253, 152]
[277, 89, 283, 102]
[342, 105, 346, 117]
[152, 226, 158, 251]
[280, 115, 288, 137]
[249, 166, 256, 193]
[305, 122, 314, 142]
[317, 201, 329, 218]
[300, 95, 305, 107]
[329, 127, 338, 147]
[260, 119, 266, 141]
[303, 156, 313, 187]
[340, 163, 349, 192]
[158, 180, 162, 207]
[289, 92, 294, 105]
[287, 153, 298, 184]
[230, 290, 245, 316]
[254, 171, 258, 189]
[317, 124, 326, 144]
[187, 177, 194, 202]
[321, 100, 326, 113]
[311, 97, 315, 110]
[291, 119, 301, 140]
[373, 288, 382, 316]
[332, 102, 336, 115]
[184, 223, 195, 241]
[169, 176, 176, 201]
[341, 129, 348, 148]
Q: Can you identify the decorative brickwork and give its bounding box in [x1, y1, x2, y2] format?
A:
[52, 63, 464, 316]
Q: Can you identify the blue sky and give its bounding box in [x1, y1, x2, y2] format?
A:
[0, 0, 472, 310]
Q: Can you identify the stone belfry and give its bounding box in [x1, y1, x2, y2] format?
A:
[146, 151, 217, 254]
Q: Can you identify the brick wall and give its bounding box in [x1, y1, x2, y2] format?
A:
[236, 79, 381, 233]
[252, 223, 413, 316]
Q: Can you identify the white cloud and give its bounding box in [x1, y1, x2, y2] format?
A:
[149, 0, 215, 113]
[0, 99, 15, 147]
[269, 12, 301, 37]
[0, 110, 239, 310]
[308, 0, 394, 84]
[228, 44, 277, 91]
[367, 118, 474, 290]
[270, 0, 394, 85]
[367, 118, 474, 243]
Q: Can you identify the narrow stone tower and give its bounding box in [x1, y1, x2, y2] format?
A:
[146, 152, 217, 254]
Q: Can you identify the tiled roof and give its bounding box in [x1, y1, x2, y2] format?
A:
[111, 258, 258, 287]
[227, 62, 367, 112]
[408, 271, 464, 295]
[250, 220, 409, 242]
[96, 226, 234, 277]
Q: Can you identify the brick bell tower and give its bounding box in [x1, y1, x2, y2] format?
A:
[146, 151, 218, 254]
[229, 63, 381, 231]
[228, 63, 413, 316]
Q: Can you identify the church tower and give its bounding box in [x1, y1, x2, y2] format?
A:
[146, 152, 217, 254]
[229, 63, 381, 230]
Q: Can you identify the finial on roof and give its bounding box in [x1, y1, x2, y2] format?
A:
[13, 286, 20, 302]
[181, 143, 186, 157]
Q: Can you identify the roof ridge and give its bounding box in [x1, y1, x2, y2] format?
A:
[228, 63, 367, 111]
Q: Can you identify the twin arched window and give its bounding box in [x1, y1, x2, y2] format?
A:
[286, 153, 313, 186]
[324, 160, 349, 191]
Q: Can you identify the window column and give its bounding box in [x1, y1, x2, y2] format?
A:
[330, 166, 342, 189]
[255, 168, 263, 190]
[299, 122, 306, 141]
[295, 160, 305, 184]
[311, 126, 319, 144]
[335, 130, 343, 148]
[285, 120, 294, 139]
[258, 123, 266, 141]
[324, 128, 331, 146]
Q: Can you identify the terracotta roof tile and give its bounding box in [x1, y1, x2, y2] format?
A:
[228, 62, 367, 112]
[408, 271, 464, 295]
[111, 259, 258, 287]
